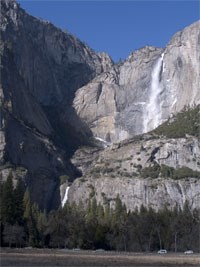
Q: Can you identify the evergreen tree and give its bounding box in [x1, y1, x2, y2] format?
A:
[1, 172, 15, 225]
[14, 178, 25, 225]
[23, 190, 39, 247]
[46, 208, 67, 248]
[0, 182, 4, 246]
[109, 195, 128, 251]
[180, 201, 194, 250]
[37, 210, 48, 247]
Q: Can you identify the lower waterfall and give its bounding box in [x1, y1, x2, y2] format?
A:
[143, 53, 164, 133]
[62, 186, 70, 207]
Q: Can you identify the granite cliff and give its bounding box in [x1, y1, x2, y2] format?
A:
[0, 0, 110, 210]
[74, 21, 200, 143]
[69, 133, 200, 211]
[1, 0, 200, 211]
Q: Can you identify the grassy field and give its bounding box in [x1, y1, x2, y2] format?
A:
[0, 248, 200, 267]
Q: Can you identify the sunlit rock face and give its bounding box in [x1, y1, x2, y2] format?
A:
[74, 21, 200, 142]
[69, 136, 200, 211]
[69, 176, 200, 211]
[151, 21, 200, 133]
[74, 46, 162, 143]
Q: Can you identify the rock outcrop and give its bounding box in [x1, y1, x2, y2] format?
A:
[69, 176, 200, 211]
[73, 21, 200, 143]
[69, 135, 200, 210]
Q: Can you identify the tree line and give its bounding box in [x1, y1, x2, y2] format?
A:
[0, 174, 200, 252]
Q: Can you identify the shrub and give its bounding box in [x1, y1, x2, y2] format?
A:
[172, 167, 200, 179]
[154, 105, 200, 138]
[141, 163, 160, 178]
[160, 165, 174, 178]
[59, 175, 69, 185]
[140, 164, 200, 180]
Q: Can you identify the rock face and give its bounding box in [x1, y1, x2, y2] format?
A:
[0, 0, 109, 210]
[69, 176, 200, 211]
[73, 21, 200, 143]
[74, 47, 162, 143]
[69, 135, 200, 210]
[1, 0, 200, 211]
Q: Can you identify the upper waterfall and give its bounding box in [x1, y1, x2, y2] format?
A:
[143, 53, 164, 133]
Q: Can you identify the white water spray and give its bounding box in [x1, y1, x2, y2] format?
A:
[94, 137, 110, 148]
[143, 53, 164, 133]
[62, 186, 70, 207]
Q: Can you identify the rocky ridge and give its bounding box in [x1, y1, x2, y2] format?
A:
[69, 134, 200, 210]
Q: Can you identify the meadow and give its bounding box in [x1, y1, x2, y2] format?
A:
[1, 248, 200, 267]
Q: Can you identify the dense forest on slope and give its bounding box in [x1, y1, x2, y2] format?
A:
[0, 175, 200, 252]
[154, 105, 200, 138]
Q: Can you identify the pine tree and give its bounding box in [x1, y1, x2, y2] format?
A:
[0, 182, 4, 246]
[1, 172, 15, 224]
[37, 211, 48, 247]
[14, 178, 25, 225]
[23, 189, 31, 221]
[23, 190, 39, 247]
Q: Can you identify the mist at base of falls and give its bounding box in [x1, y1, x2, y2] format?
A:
[143, 53, 164, 133]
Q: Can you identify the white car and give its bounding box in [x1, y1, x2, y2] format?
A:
[184, 250, 193, 254]
[158, 249, 167, 254]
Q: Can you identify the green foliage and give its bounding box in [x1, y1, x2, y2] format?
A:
[1, 173, 200, 251]
[160, 164, 174, 178]
[90, 166, 114, 175]
[140, 163, 200, 180]
[154, 105, 200, 138]
[59, 175, 69, 185]
[23, 191, 40, 247]
[1, 172, 15, 225]
[172, 166, 200, 179]
[141, 163, 160, 178]
[14, 178, 25, 225]
[3, 224, 25, 248]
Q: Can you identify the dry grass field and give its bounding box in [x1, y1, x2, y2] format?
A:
[0, 248, 200, 267]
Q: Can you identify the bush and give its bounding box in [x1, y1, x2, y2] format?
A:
[59, 175, 69, 185]
[172, 167, 200, 179]
[141, 164, 160, 178]
[160, 165, 174, 178]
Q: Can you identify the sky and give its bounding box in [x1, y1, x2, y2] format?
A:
[18, 0, 200, 62]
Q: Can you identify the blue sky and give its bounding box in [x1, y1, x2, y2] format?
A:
[18, 0, 200, 62]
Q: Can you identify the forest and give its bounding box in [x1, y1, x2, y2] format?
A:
[0, 173, 200, 252]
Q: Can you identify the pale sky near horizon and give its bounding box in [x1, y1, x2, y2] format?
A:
[18, 0, 200, 62]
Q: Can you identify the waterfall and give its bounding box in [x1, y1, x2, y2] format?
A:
[62, 186, 70, 207]
[94, 137, 109, 148]
[143, 53, 164, 133]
